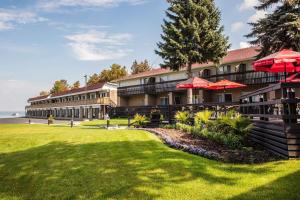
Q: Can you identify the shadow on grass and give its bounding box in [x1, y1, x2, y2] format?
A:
[230, 170, 300, 200]
[0, 138, 295, 200]
[0, 140, 237, 200]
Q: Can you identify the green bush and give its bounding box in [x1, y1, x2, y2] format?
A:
[194, 110, 213, 126]
[175, 111, 190, 124]
[161, 124, 175, 129]
[219, 111, 252, 137]
[176, 123, 193, 133]
[133, 114, 148, 127]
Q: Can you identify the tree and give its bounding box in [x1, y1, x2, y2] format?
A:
[50, 80, 69, 94]
[246, 0, 300, 58]
[39, 91, 49, 96]
[131, 59, 152, 74]
[99, 64, 127, 82]
[71, 81, 80, 89]
[156, 0, 229, 104]
[87, 74, 101, 86]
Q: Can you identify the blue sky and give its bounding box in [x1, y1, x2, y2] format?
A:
[0, 0, 266, 111]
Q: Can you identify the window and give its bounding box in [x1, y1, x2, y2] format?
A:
[100, 93, 107, 98]
[193, 95, 199, 104]
[217, 93, 232, 103]
[174, 96, 181, 105]
[238, 64, 247, 72]
[202, 69, 211, 78]
[160, 76, 169, 82]
[160, 97, 169, 105]
[219, 65, 231, 74]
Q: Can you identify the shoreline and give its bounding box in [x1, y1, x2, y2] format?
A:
[0, 118, 70, 125]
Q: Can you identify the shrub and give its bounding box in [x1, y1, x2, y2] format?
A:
[161, 124, 175, 129]
[219, 111, 252, 137]
[175, 111, 190, 124]
[133, 114, 148, 127]
[176, 123, 193, 134]
[194, 110, 213, 126]
[48, 115, 54, 124]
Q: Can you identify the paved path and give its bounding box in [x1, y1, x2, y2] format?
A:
[0, 118, 70, 124]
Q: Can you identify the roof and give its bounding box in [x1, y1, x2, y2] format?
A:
[51, 82, 106, 97]
[28, 82, 107, 102]
[116, 46, 259, 82]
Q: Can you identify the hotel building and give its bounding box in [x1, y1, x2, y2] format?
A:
[115, 46, 288, 107]
[25, 82, 117, 120]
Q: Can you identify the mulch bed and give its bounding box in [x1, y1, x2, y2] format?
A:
[144, 128, 282, 164]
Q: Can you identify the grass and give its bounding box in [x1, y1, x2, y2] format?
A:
[80, 118, 129, 127]
[0, 124, 299, 200]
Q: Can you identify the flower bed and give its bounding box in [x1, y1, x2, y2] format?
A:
[145, 128, 281, 164]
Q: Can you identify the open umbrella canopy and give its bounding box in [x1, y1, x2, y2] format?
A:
[207, 79, 246, 90]
[280, 72, 300, 83]
[253, 49, 300, 73]
[176, 77, 212, 89]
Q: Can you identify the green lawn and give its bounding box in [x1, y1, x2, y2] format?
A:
[0, 125, 299, 200]
[80, 118, 129, 127]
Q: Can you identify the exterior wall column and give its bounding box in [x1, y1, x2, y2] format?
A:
[199, 90, 204, 103]
[88, 107, 92, 120]
[144, 94, 149, 106]
[79, 107, 83, 120]
[168, 92, 174, 105]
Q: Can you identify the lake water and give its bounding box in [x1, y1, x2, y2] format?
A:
[0, 111, 25, 118]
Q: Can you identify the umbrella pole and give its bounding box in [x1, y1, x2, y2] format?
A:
[284, 62, 287, 83]
[224, 86, 226, 114]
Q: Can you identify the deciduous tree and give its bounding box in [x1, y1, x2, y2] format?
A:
[131, 59, 152, 74]
[50, 80, 69, 94]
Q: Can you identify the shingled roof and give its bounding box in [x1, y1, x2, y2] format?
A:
[116, 46, 259, 82]
[28, 82, 107, 102]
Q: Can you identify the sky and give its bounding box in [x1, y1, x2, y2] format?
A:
[0, 0, 266, 111]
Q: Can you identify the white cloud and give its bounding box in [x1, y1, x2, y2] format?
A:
[239, 0, 259, 11]
[240, 42, 251, 48]
[231, 22, 244, 32]
[66, 30, 132, 61]
[0, 9, 47, 31]
[38, 0, 146, 10]
[248, 10, 268, 22]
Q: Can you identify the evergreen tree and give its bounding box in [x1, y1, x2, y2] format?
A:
[156, 0, 229, 103]
[247, 0, 300, 58]
[131, 59, 152, 74]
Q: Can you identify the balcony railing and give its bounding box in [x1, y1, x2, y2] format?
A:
[26, 97, 111, 109]
[118, 79, 186, 96]
[118, 71, 287, 96]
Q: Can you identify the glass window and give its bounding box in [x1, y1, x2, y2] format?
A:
[160, 97, 169, 105]
[174, 96, 181, 105]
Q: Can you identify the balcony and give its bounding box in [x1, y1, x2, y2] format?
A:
[26, 97, 111, 109]
[203, 70, 286, 85]
[118, 71, 287, 97]
[118, 79, 186, 97]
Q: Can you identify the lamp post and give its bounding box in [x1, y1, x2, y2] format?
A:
[84, 75, 88, 119]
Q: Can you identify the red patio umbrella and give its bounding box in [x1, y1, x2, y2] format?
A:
[253, 49, 300, 82]
[176, 77, 212, 89]
[207, 79, 246, 90]
[280, 72, 300, 83]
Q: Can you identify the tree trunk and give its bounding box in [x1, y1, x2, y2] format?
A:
[187, 62, 193, 105]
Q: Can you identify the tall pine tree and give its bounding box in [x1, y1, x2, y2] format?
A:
[156, 0, 229, 104]
[247, 0, 300, 58]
